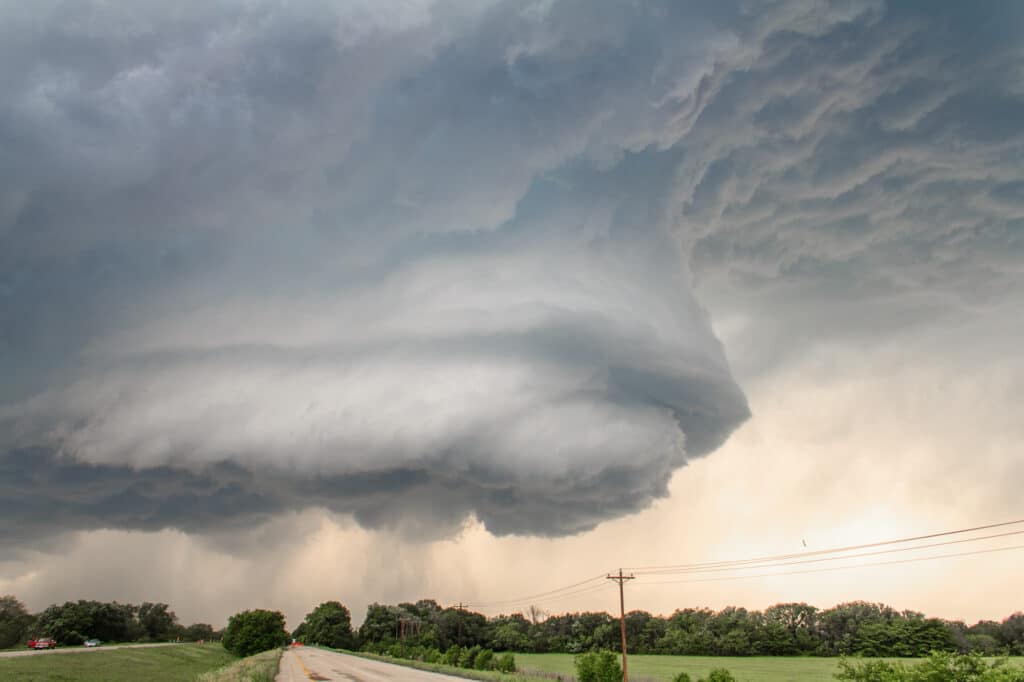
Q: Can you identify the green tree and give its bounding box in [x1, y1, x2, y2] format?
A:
[185, 623, 215, 642]
[299, 601, 355, 649]
[137, 603, 177, 641]
[1002, 613, 1024, 655]
[0, 595, 35, 649]
[222, 609, 289, 657]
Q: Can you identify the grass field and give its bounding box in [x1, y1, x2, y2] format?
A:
[0, 644, 238, 681]
[513, 653, 1024, 682]
[515, 653, 873, 682]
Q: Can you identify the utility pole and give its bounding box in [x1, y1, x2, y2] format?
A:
[456, 602, 465, 647]
[607, 569, 635, 682]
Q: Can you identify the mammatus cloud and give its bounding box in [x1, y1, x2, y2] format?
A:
[2, 0, 1022, 550]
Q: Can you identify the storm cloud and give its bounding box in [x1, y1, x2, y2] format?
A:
[2, 0, 1023, 551]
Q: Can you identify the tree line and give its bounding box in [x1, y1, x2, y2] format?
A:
[0, 595, 216, 647]
[355, 599, 1024, 658]
[4, 593, 1022, 660]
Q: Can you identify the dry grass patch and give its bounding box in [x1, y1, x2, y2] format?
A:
[197, 648, 283, 682]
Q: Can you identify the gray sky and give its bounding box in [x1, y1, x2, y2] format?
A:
[1, 0, 1022, 628]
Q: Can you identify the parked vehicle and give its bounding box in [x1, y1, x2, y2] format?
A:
[83, 639, 101, 647]
[27, 638, 57, 649]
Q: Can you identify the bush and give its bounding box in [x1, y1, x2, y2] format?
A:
[496, 653, 517, 673]
[835, 652, 1024, 681]
[473, 648, 494, 670]
[702, 670, 736, 682]
[442, 645, 461, 666]
[673, 673, 693, 682]
[423, 647, 442, 663]
[222, 609, 289, 657]
[575, 650, 622, 682]
[458, 645, 482, 668]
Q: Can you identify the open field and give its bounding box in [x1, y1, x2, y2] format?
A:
[513, 653, 1024, 682]
[0, 643, 238, 681]
[516, 653, 843, 682]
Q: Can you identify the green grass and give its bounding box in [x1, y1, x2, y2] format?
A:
[196, 648, 282, 682]
[515, 653, 846, 681]
[335, 649, 554, 681]
[0, 643, 239, 681]
[513, 653, 1024, 682]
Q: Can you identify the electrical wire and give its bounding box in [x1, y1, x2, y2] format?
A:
[632, 528, 1024, 576]
[623, 518, 1024, 573]
[464, 573, 607, 609]
[631, 543, 1024, 586]
[460, 518, 1024, 613]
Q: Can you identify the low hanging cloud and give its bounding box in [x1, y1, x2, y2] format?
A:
[2, 0, 1023, 551]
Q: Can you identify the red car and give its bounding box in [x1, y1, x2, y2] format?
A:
[27, 638, 57, 649]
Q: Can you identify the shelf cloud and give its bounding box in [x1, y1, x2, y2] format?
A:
[2, 0, 1023, 553]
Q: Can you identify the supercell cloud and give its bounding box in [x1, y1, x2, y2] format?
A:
[2, 0, 1023, 550]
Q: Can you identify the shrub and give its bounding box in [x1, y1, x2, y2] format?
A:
[222, 609, 289, 657]
[495, 653, 517, 673]
[459, 645, 482, 668]
[673, 673, 693, 682]
[702, 670, 736, 682]
[423, 647, 442, 663]
[835, 652, 1024, 681]
[834, 658, 903, 681]
[473, 648, 494, 670]
[575, 650, 622, 682]
[442, 645, 461, 666]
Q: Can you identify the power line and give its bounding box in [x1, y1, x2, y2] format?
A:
[460, 518, 1024, 614]
[632, 528, 1024, 576]
[464, 573, 607, 609]
[624, 518, 1024, 573]
[631, 543, 1024, 586]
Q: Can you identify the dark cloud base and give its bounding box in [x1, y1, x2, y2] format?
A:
[3, 0, 1023, 553]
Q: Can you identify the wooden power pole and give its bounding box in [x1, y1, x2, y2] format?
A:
[607, 569, 635, 682]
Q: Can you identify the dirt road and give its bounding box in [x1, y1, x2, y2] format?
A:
[0, 642, 180, 658]
[277, 648, 471, 682]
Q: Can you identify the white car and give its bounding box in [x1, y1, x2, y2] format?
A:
[83, 639, 101, 647]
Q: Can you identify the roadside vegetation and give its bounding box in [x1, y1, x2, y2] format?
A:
[340, 648, 551, 681]
[222, 610, 289, 657]
[0, 643, 236, 681]
[836, 652, 1024, 681]
[197, 648, 283, 682]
